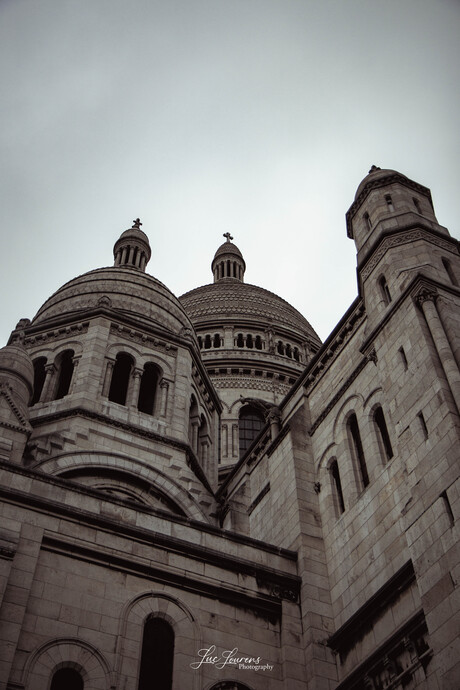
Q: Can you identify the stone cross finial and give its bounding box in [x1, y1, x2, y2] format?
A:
[132, 218, 142, 229]
[223, 232, 233, 242]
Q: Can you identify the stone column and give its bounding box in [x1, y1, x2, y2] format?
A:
[159, 379, 169, 417]
[40, 363, 56, 402]
[101, 360, 114, 397]
[190, 420, 199, 455]
[415, 286, 460, 413]
[127, 368, 142, 408]
[68, 356, 80, 395]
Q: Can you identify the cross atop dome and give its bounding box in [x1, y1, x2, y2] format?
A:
[212, 236, 246, 283]
[132, 218, 142, 229]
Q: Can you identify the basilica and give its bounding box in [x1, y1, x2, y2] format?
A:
[0, 166, 458, 689]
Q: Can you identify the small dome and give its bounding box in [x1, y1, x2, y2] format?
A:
[354, 165, 408, 200]
[211, 236, 246, 283]
[0, 342, 34, 397]
[113, 219, 152, 271]
[213, 241, 244, 262]
[32, 267, 196, 339]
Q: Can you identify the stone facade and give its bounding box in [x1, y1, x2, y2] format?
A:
[0, 168, 458, 689]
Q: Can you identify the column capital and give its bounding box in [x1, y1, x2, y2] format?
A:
[414, 285, 438, 307]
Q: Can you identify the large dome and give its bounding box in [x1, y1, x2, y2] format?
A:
[180, 280, 320, 344]
[32, 266, 195, 338]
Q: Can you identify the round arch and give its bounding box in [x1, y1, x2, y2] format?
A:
[33, 451, 212, 522]
[115, 591, 201, 690]
[21, 637, 111, 690]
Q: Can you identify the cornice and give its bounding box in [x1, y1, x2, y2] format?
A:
[29, 405, 214, 493]
[358, 224, 459, 281]
[0, 459, 297, 560]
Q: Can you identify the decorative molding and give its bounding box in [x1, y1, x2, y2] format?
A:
[213, 376, 292, 393]
[110, 322, 178, 356]
[414, 285, 438, 307]
[20, 322, 89, 347]
[359, 227, 457, 280]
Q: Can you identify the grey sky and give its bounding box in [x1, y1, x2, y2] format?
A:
[1, 0, 459, 346]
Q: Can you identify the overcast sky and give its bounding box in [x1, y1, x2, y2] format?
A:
[1, 0, 459, 347]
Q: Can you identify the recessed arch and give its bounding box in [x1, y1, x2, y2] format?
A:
[21, 637, 111, 690]
[116, 591, 201, 690]
[32, 451, 211, 522]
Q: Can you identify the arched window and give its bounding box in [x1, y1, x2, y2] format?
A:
[330, 459, 345, 515]
[204, 334, 212, 349]
[255, 335, 263, 350]
[138, 618, 174, 690]
[50, 667, 84, 690]
[108, 353, 134, 405]
[379, 276, 392, 305]
[239, 405, 265, 458]
[54, 349, 75, 400]
[285, 344, 292, 358]
[385, 194, 394, 212]
[277, 341, 284, 355]
[31, 357, 47, 405]
[198, 336, 203, 349]
[373, 406, 393, 461]
[236, 333, 244, 348]
[347, 413, 369, 489]
[442, 257, 458, 286]
[293, 347, 300, 362]
[364, 211, 372, 230]
[137, 363, 158, 415]
[189, 395, 200, 454]
[246, 334, 253, 349]
[213, 333, 221, 348]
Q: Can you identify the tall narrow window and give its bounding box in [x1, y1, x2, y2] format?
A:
[418, 411, 429, 439]
[138, 618, 174, 690]
[330, 460, 345, 515]
[293, 347, 300, 362]
[204, 334, 212, 349]
[285, 344, 292, 358]
[239, 405, 265, 458]
[50, 668, 84, 690]
[413, 197, 421, 213]
[54, 349, 75, 400]
[138, 363, 158, 415]
[236, 333, 244, 348]
[277, 341, 284, 355]
[347, 413, 369, 488]
[364, 211, 372, 230]
[108, 353, 133, 405]
[255, 335, 262, 350]
[246, 334, 253, 349]
[373, 406, 393, 461]
[213, 333, 221, 348]
[379, 276, 392, 305]
[399, 346, 408, 370]
[442, 258, 458, 286]
[31, 357, 47, 405]
[385, 194, 394, 212]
